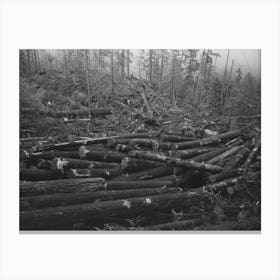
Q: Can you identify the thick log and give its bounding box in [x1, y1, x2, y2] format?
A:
[66, 168, 122, 180]
[225, 144, 250, 169]
[140, 219, 202, 230]
[242, 140, 261, 170]
[207, 146, 242, 164]
[106, 180, 175, 190]
[120, 157, 164, 172]
[225, 137, 243, 148]
[22, 150, 81, 161]
[21, 187, 181, 210]
[79, 146, 125, 163]
[51, 158, 119, 173]
[172, 130, 241, 150]
[20, 178, 106, 196]
[20, 168, 60, 181]
[169, 147, 215, 159]
[160, 134, 194, 142]
[191, 147, 228, 162]
[118, 132, 160, 139]
[128, 150, 224, 173]
[123, 166, 174, 181]
[20, 191, 200, 230]
[207, 169, 244, 184]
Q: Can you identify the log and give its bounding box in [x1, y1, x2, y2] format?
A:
[21, 187, 181, 210]
[20, 168, 60, 181]
[123, 166, 174, 181]
[207, 169, 244, 184]
[106, 180, 175, 190]
[191, 147, 228, 162]
[225, 144, 250, 169]
[118, 132, 160, 139]
[128, 150, 224, 173]
[20, 178, 106, 196]
[120, 157, 164, 172]
[51, 158, 119, 173]
[22, 150, 81, 161]
[172, 130, 241, 150]
[79, 146, 125, 163]
[242, 139, 261, 170]
[140, 219, 202, 230]
[20, 191, 200, 230]
[169, 147, 215, 159]
[160, 134, 194, 142]
[66, 168, 122, 180]
[207, 146, 242, 164]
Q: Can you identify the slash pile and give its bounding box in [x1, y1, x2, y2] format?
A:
[20, 128, 261, 230]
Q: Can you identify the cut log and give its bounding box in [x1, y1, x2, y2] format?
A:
[50, 158, 119, 173]
[225, 144, 250, 169]
[120, 157, 164, 172]
[106, 180, 175, 190]
[20, 178, 106, 196]
[123, 166, 174, 181]
[128, 150, 224, 173]
[118, 132, 160, 139]
[242, 140, 261, 170]
[207, 146, 242, 164]
[191, 147, 228, 162]
[20, 191, 201, 230]
[66, 168, 122, 180]
[140, 219, 202, 230]
[207, 169, 244, 184]
[160, 134, 194, 142]
[169, 147, 215, 159]
[21, 187, 181, 210]
[172, 130, 241, 150]
[79, 146, 125, 163]
[22, 150, 81, 161]
[20, 168, 60, 181]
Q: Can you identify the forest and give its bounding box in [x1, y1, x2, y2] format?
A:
[19, 49, 261, 231]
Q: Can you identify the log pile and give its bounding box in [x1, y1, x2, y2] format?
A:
[20, 128, 261, 230]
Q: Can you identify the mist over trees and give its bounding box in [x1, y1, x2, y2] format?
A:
[20, 49, 261, 117]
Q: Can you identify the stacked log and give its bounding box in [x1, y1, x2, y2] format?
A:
[20, 128, 261, 230]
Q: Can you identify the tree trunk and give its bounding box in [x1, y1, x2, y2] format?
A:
[207, 168, 244, 184]
[225, 144, 250, 169]
[106, 180, 175, 190]
[85, 50, 91, 116]
[20, 178, 106, 197]
[160, 134, 194, 142]
[120, 157, 164, 172]
[21, 187, 181, 211]
[242, 139, 260, 170]
[170, 147, 215, 159]
[20, 168, 60, 181]
[207, 145, 242, 164]
[66, 168, 122, 180]
[128, 150, 224, 173]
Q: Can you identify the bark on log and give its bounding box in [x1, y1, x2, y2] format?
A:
[20, 191, 200, 230]
[160, 134, 194, 142]
[120, 157, 164, 172]
[225, 144, 250, 169]
[20, 178, 106, 196]
[242, 140, 261, 170]
[191, 147, 228, 162]
[128, 150, 224, 173]
[106, 180, 175, 190]
[207, 169, 244, 184]
[66, 168, 122, 180]
[140, 219, 202, 230]
[79, 146, 125, 163]
[20, 168, 60, 181]
[172, 130, 241, 150]
[123, 166, 174, 181]
[21, 187, 181, 210]
[169, 147, 215, 159]
[207, 146, 242, 164]
[22, 150, 81, 161]
[118, 132, 160, 139]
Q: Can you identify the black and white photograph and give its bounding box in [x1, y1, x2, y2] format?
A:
[19, 49, 261, 231]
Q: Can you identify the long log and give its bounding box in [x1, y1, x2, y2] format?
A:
[20, 178, 106, 196]
[21, 187, 181, 211]
[120, 157, 164, 172]
[51, 158, 119, 173]
[128, 150, 224, 173]
[140, 219, 202, 230]
[106, 180, 175, 190]
[22, 150, 81, 162]
[169, 147, 215, 159]
[191, 147, 228, 162]
[66, 168, 122, 180]
[225, 144, 250, 169]
[20, 168, 61, 181]
[79, 146, 125, 163]
[242, 139, 261, 170]
[207, 169, 244, 184]
[207, 146, 242, 164]
[160, 134, 194, 142]
[172, 130, 241, 150]
[20, 191, 200, 230]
